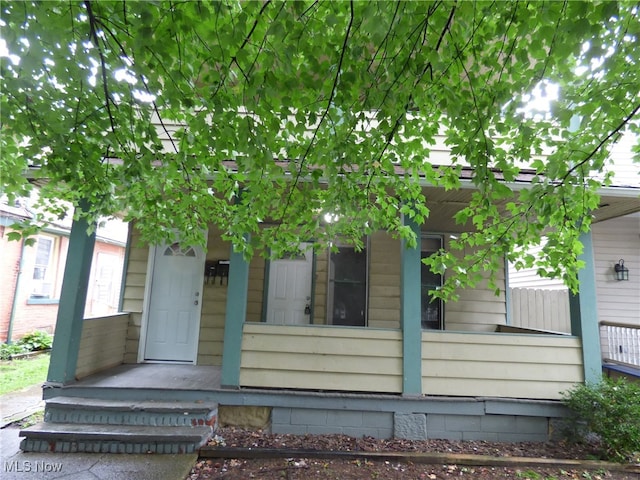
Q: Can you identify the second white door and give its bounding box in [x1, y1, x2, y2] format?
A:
[266, 244, 313, 325]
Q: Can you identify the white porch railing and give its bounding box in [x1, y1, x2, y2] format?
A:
[600, 321, 640, 367]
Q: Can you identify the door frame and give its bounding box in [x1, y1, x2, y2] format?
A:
[138, 239, 206, 364]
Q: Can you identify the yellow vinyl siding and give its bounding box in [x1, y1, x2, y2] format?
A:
[122, 227, 148, 363]
[240, 323, 403, 393]
[76, 314, 129, 378]
[198, 228, 231, 365]
[445, 241, 507, 331]
[422, 331, 583, 399]
[198, 285, 227, 365]
[120, 233, 147, 313]
[368, 231, 401, 329]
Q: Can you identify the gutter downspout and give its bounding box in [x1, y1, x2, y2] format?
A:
[7, 238, 27, 344]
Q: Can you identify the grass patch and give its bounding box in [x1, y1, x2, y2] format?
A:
[0, 353, 50, 395]
[12, 410, 45, 428]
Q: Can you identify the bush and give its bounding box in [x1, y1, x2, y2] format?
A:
[0, 343, 27, 360]
[562, 376, 640, 463]
[17, 330, 53, 352]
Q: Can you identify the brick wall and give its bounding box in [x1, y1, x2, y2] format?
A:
[1, 228, 126, 343]
[0, 226, 23, 341]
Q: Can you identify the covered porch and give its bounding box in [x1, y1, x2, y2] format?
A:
[47, 313, 583, 403]
[28, 196, 605, 451]
[28, 308, 581, 448]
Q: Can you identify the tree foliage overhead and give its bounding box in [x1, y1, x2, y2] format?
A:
[1, 0, 639, 295]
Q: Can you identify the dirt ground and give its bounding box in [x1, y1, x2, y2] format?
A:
[185, 428, 640, 480]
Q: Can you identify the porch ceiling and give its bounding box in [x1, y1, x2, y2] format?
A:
[593, 193, 640, 223]
[422, 185, 640, 229]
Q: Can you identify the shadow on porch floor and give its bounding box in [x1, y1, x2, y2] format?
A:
[71, 363, 222, 391]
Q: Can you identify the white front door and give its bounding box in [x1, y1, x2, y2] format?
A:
[144, 242, 205, 362]
[266, 244, 313, 325]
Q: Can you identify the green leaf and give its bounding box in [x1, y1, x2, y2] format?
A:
[1, 0, 638, 296]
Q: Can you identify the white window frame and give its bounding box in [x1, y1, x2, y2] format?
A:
[30, 234, 58, 300]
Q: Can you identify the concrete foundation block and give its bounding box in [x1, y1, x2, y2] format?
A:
[445, 414, 480, 432]
[362, 411, 393, 429]
[480, 415, 517, 433]
[426, 414, 446, 431]
[218, 406, 271, 429]
[291, 408, 327, 426]
[516, 416, 548, 435]
[394, 413, 427, 440]
[327, 410, 363, 427]
[272, 407, 291, 425]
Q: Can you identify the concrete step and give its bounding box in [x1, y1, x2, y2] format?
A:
[20, 423, 213, 454]
[44, 396, 218, 427]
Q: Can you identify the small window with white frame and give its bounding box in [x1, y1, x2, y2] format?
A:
[421, 235, 444, 329]
[30, 234, 59, 299]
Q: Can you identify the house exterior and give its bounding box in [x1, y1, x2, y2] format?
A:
[508, 211, 640, 330]
[507, 143, 640, 371]
[17, 158, 640, 453]
[0, 197, 128, 343]
[591, 212, 640, 327]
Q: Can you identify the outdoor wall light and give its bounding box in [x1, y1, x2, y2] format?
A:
[614, 259, 629, 281]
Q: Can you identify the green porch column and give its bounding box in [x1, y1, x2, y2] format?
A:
[220, 242, 250, 388]
[401, 214, 422, 395]
[47, 202, 96, 384]
[569, 229, 602, 384]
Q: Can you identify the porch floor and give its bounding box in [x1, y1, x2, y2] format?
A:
[72, 363, 222, 391]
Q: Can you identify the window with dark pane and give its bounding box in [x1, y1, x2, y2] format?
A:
[421, 236, 443, 330]
[328, 245, 367, 327]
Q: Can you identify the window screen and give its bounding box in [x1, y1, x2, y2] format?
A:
[328, 245, 367, 326]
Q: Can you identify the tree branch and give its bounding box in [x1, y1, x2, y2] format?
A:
[279, 0, 355, 225]
[84, 0, 117, 136]
[561, 101, 640, 183]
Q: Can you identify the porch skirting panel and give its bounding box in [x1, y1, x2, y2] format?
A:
[421, 331, 584, 400]
[240, 324, 403, 393]
[76, 313, 129, 379]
